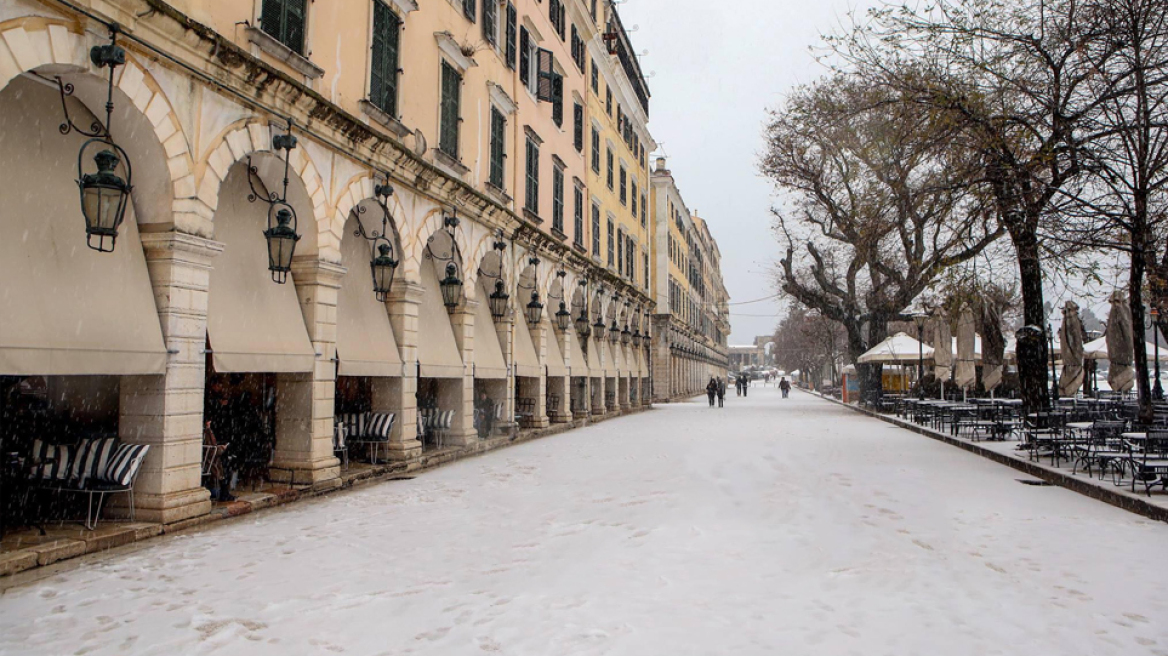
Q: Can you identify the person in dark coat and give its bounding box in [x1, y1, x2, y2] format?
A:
[717, 378, 726, 408]
[779, 377, 791, 398]
[706, 378, 718, 407]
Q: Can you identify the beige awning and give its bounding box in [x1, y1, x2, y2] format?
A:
[568, 330, 588, 377]
[513, 314, 541, 378]
[586, 336, 602, 375]
[335, 227, 401, 377]
[206, 188, 315, 373]
[417, 262, 464, 378]
[546, 328, 568, 378]
[0, 205, 167, 376]
[472, 288, 507, 379]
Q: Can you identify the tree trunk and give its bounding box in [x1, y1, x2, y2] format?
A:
[1013, 225, 1051, 415]
[1132, 190, 1153, 423]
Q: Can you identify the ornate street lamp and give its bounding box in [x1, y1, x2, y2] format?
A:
[632, 329, 642, 347]
[56, 25, 133, 253]
[353, 176, 400, 301]
[525, 291, 545, 326]
[576, 307, 592, 337]
[426, 213, 465, 310]
[555, 301, 573, 332]
[593, 315, 607, 340]
[488, 279, 510, 320]
[246, 119, 301, 283]
[621, 325, 632, 346]
[609, 320, 620, 344]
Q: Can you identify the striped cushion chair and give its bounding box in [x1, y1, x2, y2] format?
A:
[72, 437, 120, 486]
[338, 413, 368, 442]
[29, 440, 75, 482]
[350, 412, 394, 464]
[78, 443, 150, 530]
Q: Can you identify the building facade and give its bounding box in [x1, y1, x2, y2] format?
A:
[0, 0, 665, 526]
[649, 158, 730, 401]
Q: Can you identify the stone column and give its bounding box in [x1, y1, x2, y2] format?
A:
[494, 315, 520, 432]
[526, 319, 551, 428]
[269, 259, 343, 490]
[385, 280, 424, 460]
[118, 231, 223, 524]
[447, 299, 478, 446]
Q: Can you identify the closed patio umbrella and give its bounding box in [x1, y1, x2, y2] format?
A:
[954, 305, 977, 389]
[933, 314, 952, 383]
[1107, 290, 1136, 392]
[1060, 301, 1085, 396]
[980, 303, 1005, 391]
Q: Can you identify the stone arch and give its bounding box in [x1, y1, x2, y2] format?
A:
[332, 173, 407, 274]
[0, 18, 196, 229]
[412, 207, 471, 288]
[196, 120, 332, 259]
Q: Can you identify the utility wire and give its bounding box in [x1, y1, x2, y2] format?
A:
[728, 293, 782, 306]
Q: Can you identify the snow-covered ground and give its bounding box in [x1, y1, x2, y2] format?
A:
[3, 388, 1168, 655]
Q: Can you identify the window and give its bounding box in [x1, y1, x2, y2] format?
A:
[482, 0, 497, 45]
[591, 60, 599, 94]
[439, 62, 461, 158]
[641, 193, 647, 228]
[643, 249, 649, 290]
[488, 107, 506, 189]
[591, 127, 600, 172]
[631, 179, 638, 218]
[592, 204, 601, 256]
[619, 166, 627, 205]
[369, 1, 401, 117]
[571, 25, 585, 72]
[552, 164, 565, 233]
[261, 0, 307, 54]
[519, 27, 531, 86]
[606, 148, 614, 189]
[627, 240, 635, 279]
[525, 135, 540, 214]
[549, 0, 566, 39]
[505, 3, 517, 69]
[607, 219, 615, 265]
[573, 103, 584, 152]
[551, 73, 564, 127]
[617, 230, 624, 273]
[605, 87, 612, 115]
[463, 0, 476, 22]
[573, 184, 584, 246]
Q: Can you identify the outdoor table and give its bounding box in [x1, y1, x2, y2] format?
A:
[1122, 432, 1148, 441]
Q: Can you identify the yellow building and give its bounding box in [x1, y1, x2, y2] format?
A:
[0, 0, 656, 529]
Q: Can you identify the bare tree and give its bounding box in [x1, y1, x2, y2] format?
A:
[771, 306, 847, 385]
[762, 75, 1002, 401]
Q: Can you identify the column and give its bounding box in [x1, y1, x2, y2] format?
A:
[118, 231, 223, 524]
[385, 280, 424, 460]
[269, 258, 344, 489]
[494, 315, 521, 432]
[447, 299, 478, 446]
[526, 319, 551, 428]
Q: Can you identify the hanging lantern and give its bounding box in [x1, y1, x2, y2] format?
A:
[525, 291, 545, 326]
[556, 301, 572, 332]
[621, 325, 632, 346]
[489, 279, 510, 321]
[576, 309, 591, 337]
[440, 261, 463, 309]
[593, 316, 607, 339]
[370, 243, 398, 301]
[609, 320, 620, 343]
[632, 330, 641, 347]
[263, 206, 300, 283]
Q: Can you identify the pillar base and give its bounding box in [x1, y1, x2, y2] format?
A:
[270, 456, 341, 488]
[446, 427, 481, 447]
[386, 439, 424, 461]
[108, 486, 212, 525]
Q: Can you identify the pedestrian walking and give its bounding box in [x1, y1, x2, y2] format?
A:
[717, 378, 726, 407]
[779, 377, 791, 399]
[706, 377, 718, 407]
[735, 376, 742, 397]
[742, 375, 750, 397]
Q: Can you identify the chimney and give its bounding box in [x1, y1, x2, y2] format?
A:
[655, 157, 667, 172]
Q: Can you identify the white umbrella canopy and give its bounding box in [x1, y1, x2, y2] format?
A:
[857, 332, 935, 364]
[1004, 334, 1061, 362]
[1084, 336, 1168, 362]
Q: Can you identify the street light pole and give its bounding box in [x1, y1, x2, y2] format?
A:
[914, 314, 926, 400]
[1152, 308, 1163, 401]
[1048, 323, 1059, 404]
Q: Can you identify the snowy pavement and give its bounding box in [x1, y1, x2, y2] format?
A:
[2, 388, 1168, 656]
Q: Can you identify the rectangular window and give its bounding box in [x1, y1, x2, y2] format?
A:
[607, 219, 615, 265]
[551, 73, 564, 127]
[439, 62, 461, 158]
[552, 165, 565, 233]
[573, 185, 584, 246]
[592, 204, 601, 256]
[463, 0, 476, 22]
[369, 1, 401, 118]
[643, 249, 649, 290]
[617, 230, 624, 273]
[627, 240, 635, 278]
[591, 60, 599, 94]
[573, 103, 584, 152]
[525, 135, 540, 214]
[630, 179, 638, 218]
[482, 0, 497, 45]
[591, 127, 600, 172]
[505, 3, 517, 69]
[619, 167, 627, 205]
[549, 0, 561, 35]
[261, 0, 307, 54]
[641, 193, 647, 228]
[488, 107, 505, 189]
[605, 87, 612, 115]
[606, 148, 614, 189]
[571, 25, 585, 72]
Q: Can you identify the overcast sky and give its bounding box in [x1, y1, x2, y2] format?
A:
[619, 0, 872, 345]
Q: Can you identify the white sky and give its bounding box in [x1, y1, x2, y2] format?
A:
[618, 0, 874, 343]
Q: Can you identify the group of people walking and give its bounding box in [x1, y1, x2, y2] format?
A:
[705, 375, 792, 407]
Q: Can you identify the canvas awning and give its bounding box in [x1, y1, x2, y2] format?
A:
[513, 314, 542, 378]
[568, 330, 588, 377]
[206, 193, 315, 373]
[417, 263, 464, 378]
[0, 206, 167, 376]
[546, 328, 568, 378]
[472, 288, 507, 379]
[335, 228, 401, 377]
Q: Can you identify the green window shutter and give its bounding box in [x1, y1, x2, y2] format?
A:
[519, 28, 531, 85]
[591, 128, 599, 172]
[370, 1, 401, 117]
[489, 108, 505, 189]
[573, 103, 584, 152]
[482, 0, 497, 45]
[552, 166, 564, 233]
[592, 205, 601, 255]
[525, 137, 540, 214]
[284, 0, 307, 54]
[440, 62, 461, 157]
[574, 186, 584, 245]
[536, 49, 555, 102]
[505, 3, 518, 69]
[463, 0, 476, 22]
[551, 73, 564, 126]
